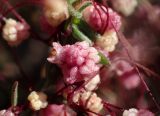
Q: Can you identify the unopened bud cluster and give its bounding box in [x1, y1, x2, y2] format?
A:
[2, 18, 30, 46]
[28, 91, 48, 111]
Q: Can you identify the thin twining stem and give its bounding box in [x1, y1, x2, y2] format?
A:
[115, 31, 160, 111]
[2, 0, 42, 19]
[113, 58, 160, 79]
[101, 2, 160, 108]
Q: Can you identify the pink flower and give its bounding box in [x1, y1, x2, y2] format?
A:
[83, 4, 121, 33]
[40, 104, 76, 116]
[47, 41, 101, 84]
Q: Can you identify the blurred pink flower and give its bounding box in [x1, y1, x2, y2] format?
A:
[121, 70, 141, 90]
[138, 109, 154, 116]
[0, 110, 15, 116]
[111, 0, 138, 16]
[40, 104, 76, 116]
[112, 60, 133, 76]
[48, 41, 101, 84]
[112, 59, 140, 89]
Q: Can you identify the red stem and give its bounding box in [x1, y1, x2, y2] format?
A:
[2, 0, 25, 23]
[2, 0, 42, 20]
[135, 63, 160, 79]
[92, 0, 104, 34]
[100, 4, 109, 34]
[86, 109, 103, 116]
[113, 58, 160, 79]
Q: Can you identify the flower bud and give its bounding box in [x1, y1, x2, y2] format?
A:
[85, 74, 101, 91]
[111, 0, 138, 16]
[2, 18, 30, 46]
[28, 91, 48, 111]
[73, 91, 103, 113]
[123, 108, 138, 116]
[96, 30, 118, 52]
[44, 0, 69, 27]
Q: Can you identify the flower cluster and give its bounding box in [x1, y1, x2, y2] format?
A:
[47, 41, 104, 114]
[82, 3, 121, 52]
[83, 4, 121, 33]
[72, 90, 103, 114]
[47, 41, 101, 84]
